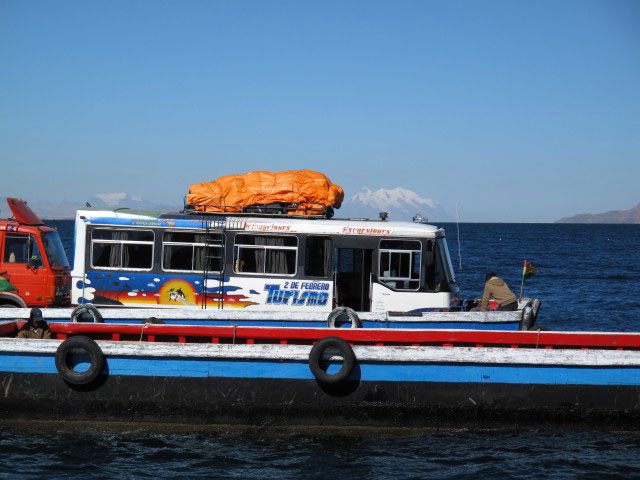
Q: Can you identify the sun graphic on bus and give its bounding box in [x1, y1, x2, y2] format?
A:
[158, 279, 197, 305]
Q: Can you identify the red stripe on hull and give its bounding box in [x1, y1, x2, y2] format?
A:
[13, 322, 640, 350]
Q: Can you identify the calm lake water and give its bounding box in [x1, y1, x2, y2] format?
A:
[4, 220, 638, 479]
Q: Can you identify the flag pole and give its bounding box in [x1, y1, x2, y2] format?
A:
[519, 259, 526, 303]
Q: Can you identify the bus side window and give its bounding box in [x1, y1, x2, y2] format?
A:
[378, 240, 421, 290]
[234, 234, 297, 275]
[305, 236, 332, 278]
[91, 229, 154, 270]
[163, 231, 223, 273]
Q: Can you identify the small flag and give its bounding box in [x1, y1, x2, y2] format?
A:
[522, 261, 538, 281]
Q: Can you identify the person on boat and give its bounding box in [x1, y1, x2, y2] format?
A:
[481, 273, 518, 312]
[16, 307, 52, 339]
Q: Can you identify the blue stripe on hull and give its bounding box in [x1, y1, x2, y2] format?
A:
[1, 354, 639, 386]
[361, 322, 517, 330]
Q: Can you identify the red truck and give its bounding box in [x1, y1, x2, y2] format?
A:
[0, 198, 71, 308]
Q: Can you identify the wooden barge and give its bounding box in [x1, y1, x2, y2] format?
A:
[0, 314, 639, 428]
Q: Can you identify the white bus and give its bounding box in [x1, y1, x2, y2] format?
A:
[70, 208, 460, 313]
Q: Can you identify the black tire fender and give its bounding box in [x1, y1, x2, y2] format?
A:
[308, 336, 356, 384]
[71, 304, 104, 323]
[55, 335, 104, 385]
[327, 307, 361, 328]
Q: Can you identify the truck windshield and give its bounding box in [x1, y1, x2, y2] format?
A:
[41, 231, 69, 268]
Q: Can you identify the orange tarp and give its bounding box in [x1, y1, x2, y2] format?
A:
[186, 170, 344, 214]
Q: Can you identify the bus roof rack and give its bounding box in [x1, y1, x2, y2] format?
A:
[182, 202, 335, 219]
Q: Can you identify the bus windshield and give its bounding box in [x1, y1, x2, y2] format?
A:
[41, 231, 70, 268]
[437, 238, 457, 285]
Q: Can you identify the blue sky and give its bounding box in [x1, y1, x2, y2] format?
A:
[1, 0, 638, 222]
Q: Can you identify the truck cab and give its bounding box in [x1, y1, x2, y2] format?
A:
[0, 198, 71, 307]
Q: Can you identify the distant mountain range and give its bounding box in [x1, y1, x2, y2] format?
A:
[3, 188, 448, 222]
[86, 193, 179, 212]
[1, 194, 180, 220]
[10, 192, 638, 224]
[555, 203, 640, 224]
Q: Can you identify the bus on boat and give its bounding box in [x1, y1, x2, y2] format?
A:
[70, 207, 460, 313]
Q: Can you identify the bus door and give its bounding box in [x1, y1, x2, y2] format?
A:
[335, 247, 373, 312]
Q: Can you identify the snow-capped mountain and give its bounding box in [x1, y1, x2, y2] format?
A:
[86, 193, 177, 211]
[337, 187, 447, 221]
[90, 193, 140, 207]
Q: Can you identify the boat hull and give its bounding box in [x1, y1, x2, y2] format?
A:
[1, 371, 639, 427]
[1, 337, 639, 428]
